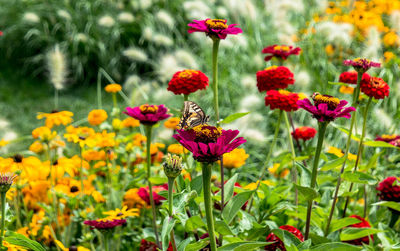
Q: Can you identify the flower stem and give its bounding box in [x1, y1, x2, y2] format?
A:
[167, 178, 178, 251]
[79, 146, 84, 198]
[97, 71, 102, 109]
[0, 192, 6, 248]
[202, 163, 217, 251]
[112, 93, 118, 109]
[183, 94, 189, 102]
[284, 112, 298, 206]
[247, 109, 283, 213]
[325, 72, 362, 236]
[305, 122, 328, 240]
[54, 89, 59, 110]
[212, 39, 220, 124]
[342, 96, 372, 217]
[144, 125, 160, 248]
[103, 233, 109, 251]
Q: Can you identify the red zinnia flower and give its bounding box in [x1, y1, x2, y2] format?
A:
[256, 66, 295, 92]
[343, 215, 373, 246]
[124, 104, 170, 125]
[361, 77, 390, 99]
[343, 58, 380, 73]
[375, 134, 400, 143]
[265, 225, 304, 251]
[376, 177, 400, 203]
[339, 71, 370, 85]
[139, 239, 173, 251]
[265, 90, 299, 112]
[167, 69, 209, 95]
[262, 45, 301, 61]
[188, 19, 242, 40]
[0, 31, 3, 36]
[291, 127, 317, 141]
[84, 219, 126, 230]
[138, 184, 168, 206]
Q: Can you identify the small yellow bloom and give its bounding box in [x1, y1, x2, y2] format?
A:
[37, 111, 74, 128]
[383, 31, 399, 47]
[244, 180, 274, 190]
[223, 148, 249, 169]
[88, 109, 108, 126]
[103, 206, 139, 220]
[122, 117, 140, 128]
[55, 240, 90, 251]
[164, 117, 180, 129]
[146, 143, 165, 155]
[325, 44, 334, 56]
[32, 127, 57, 142]
[29, 141, 44, 154]
[0, 139, 9, 147]
[112, 118, 123, 131]
[327, 146, 356, 161]
[268, 163, 289, 178]
[384, 51, 395, 62]
[82, 150, 106, 162]
[167, 144, 188, 155]
[339, 85, 354, 94]
[104, 83, 122, 93]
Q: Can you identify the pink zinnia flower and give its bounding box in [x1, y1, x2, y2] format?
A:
[343, 58, 381, 73]
[188, 19, 242, 40]
[137, 184, 168, 205]
[297, 93, 355, 122]
[124, 104, 170, 125]
[84, 219, 126, 230]
[262, 45, 301, 61]
[173, 125, 246, 163]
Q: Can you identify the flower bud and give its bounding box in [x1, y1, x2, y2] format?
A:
[163, 154, 183, 179]
[0, 173, 17, 193]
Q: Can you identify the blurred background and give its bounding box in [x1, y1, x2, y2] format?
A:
[0, 0, 399, 156]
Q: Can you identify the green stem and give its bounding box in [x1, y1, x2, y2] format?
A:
[168, 178, 177, 251]
[247, 110, 283, 213]
[283, 112, 298, 204]
[212, 39, 220, 124]
[144, 126, 160, 248]
[54, 89, 59, 110]
[202, 163, 217, 251]
[97, 71, 102, 109]
[79, 146, 84, 199]
[0, 192, 6, 248]
[183, 94, 189, 102]
[325, 72, 362, 236]
[103, 233, 109, 251]
[112, 93, 118, 109]
[305, 122, 328, 240]
[342, 96, 372, 217]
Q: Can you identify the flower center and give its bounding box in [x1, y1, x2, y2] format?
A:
[70, 186, 79, 193]
[370, 77, 386, 88]
[139, 104, 159, 114]
[274, 45, 290, 51]
[278, 90, 291, 96]
[265, 66, 278, 71]
[382, 134, 397, 141]
[192, 125, 222, 143]
[354, 58, 370, 64]
[178, 70, 198, 79]
[312, 93, 340, 110]
[205, 19, 228, 30]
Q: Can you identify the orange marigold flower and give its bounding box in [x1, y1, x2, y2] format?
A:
[32, 127, 57, 142]
[268, 163, 289, 178]
[339, 85, 354, 94]
[29, 141, 44, 154]
[122, 117, 140, 128]
[88, 109, 108, 126]
[164, 117, 180, 129]
[104, 83, 122, 93]
[222, 148, 249, 169]
[123, 188, 147, 209]
[37, 111, 74, 128]
[167, 144, 189, 155]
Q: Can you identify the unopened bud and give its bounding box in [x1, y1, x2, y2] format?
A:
[163, 154, 183, 179]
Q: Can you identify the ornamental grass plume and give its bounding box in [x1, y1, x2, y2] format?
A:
[265, 225, 304, 251]
[46, 45, 68, 109]
[256, 66, 295, 92]
[262, 45, 301, 61]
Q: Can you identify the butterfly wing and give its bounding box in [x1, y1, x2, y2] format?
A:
[178, 101, 208, 129]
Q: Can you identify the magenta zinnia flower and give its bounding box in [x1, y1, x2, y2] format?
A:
[262, 44, 301, 61]
[84, 219, 126, 230]
[124, 104, 170, 125]
[173, 125, 246, 163]
[297, 93, 355, 122]
[137, 184, 168, 206]
[343, 58, 381, 73]
[188, 19, 242, 40]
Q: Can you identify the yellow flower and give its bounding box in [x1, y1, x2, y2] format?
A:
[29, 141, 44, 154]
[384, 51, 395, 62]
[112, 118, 123, 131]
[3, 240, 27, 251]
[122, 117, 140, 128]
[123, 188, 146, 209]
[146, 143, 165, 155]
[164, 117, 180, 129]
[55, 240, 90, 251]
[327, 146, 356, 161]
[325, 44, 334, 56]
[88, 109, 108, 126]
[82, 149, 106, 162]
[339, 85, 354, 94]
[268, 163, 289, 178]
[383, 31, 399, 47]
[167, 144, 188, 155]
[94, 130, 116, 148]
[222, 148, 249, 169]
[103, 206, 139, 220]
[297, 93, 308, 100]
[31, 127, 57, 142]
[104, 83, 122, 93]
[36, 111, 74, 128]
[0, 139, 9, 148]
[244, 180, 274, 190]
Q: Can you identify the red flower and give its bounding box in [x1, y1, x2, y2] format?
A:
[265, 225, 304, 251]
[138, 184, 168, 205]
[375, 134, 400, 143]
[265, 90, 299, 112]
[339, 71, 370, 85]
[139, 239, 173, 251]
[291, 127, 317, 141]
[256, 66, 295, 92]
[262, 45, 301, 61]
[0, 31, 3, 36]
[83, 219, 126, 230]
[167, 70, 209, 95]
[343, 215, 373, 246]
[376, 177, 400, 203]
[361, 77, 390, 99]
[188, 19, 242, 40]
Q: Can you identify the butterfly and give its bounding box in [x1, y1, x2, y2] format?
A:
[178, 101, 210, 129]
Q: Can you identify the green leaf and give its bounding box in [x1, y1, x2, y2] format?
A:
[297, 239, 312, 250]
[272, 229, 301, 249]
[149, 176, 168, 185]
[320, 157, 346, 171]
[329, 217, 362, 233]
[161, 217, 176, 251]
[363, 140, 397, 148]
[362, 151, 384, 171]
[185, 215, 205, 232]
[5, 232, 46, 251]
[309, 234, 330, 245]
[310, 242, 362, 251]
[222, 190, 254, 224]
[220, 112, 250, 124]
[294, 184, 318, 201]
[223, 174, 238, 203]
[190, 176, 202, 195]
[215, 220, 235, 236]
[342, 171, 377, 185]
[185, 240, 209, 251]
[328, 81, 350, 86]
[217, 241, 272, 251]
[372, 201, 400, 212]
[340, 228, 382, 241]
[332, 124, 360, 142]
[177, 238, 191, 251]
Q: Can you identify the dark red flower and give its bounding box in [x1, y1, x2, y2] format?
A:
[0, 31, 3, 36]
[256, 66, 295, 92]
[265, 90, 299, 112]
[138, 184, 168, 205]
[291, 127, 317, 141]
[262, 45, 301, 61]
[343, 215, 373, 246]
[376, 177, 400, 203]
[265, 225, 304, 251]
[339, 71, 370, 85]
[375, 134, 400, 143]
[83, 219, 126, 230]
[139, 239, 173, 251]
[167, 70, 209, 95]
[389, 139, 400, 147]
[361, 77, 390, 99]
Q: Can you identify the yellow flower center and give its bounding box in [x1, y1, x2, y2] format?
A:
[178, 70, 198, 79]
[265, 66, 278, 71]
[370, 77, 386, 88]
[312, 93, 340, 110]
[205, 19, 228, 30]
[192, 125, 222, 143]
[382, 134, 397, 141]
[278, 90, 291, 96]
[139, 104, 158, 114]
[274, 45, 290, 51]
[354, 58, 370, 64]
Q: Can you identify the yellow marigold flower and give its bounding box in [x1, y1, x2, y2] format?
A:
[327, 146, 356, 161]
[167, 143, 188, 155]
[95, 130, 116, 148]
[268, 163, 289, 178]
[29, 141, 44, 154]
[3, 240, 27, 251]
[36, 111, 74, 128]
[244, 180, 274, 190]
[112, 118, 123, 131]
[297, 93, 308, 100]
[339, 85, 354, 94]
[32, 127, 57, 142]
[88, 109, 108, 126]
[384, 51, 395, 62]
[64, 126, 96, 147]
[123, 188, 146, 209]
[164, 117, 180, 129]
[222, 148, 249, 169]
[146, 143, 165, 155]
[49, 136, 66, 149]
[122, 117, 140, 128]
[0, 139, 9, 148]
[104, 83, 122, 93]
[133, 133, 147, 146]
[82, 150, 106, 162]
[103, 206, 139, 220]
[325, 44, 334, 56]
[383, 31, 399, 47]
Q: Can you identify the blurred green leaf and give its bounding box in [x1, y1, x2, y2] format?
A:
[294, 184, 318, 201]
[372, 201, 400, 212]
[342, 171, 377, 185]
[329, 217, 361, 233]
[320, 157, 346, 171]
[310, 242, 362, 250]
[363, 141, 397, 148]
[161, 217, 176, 251]
[220, 112, 250, 124]
[217, 241, 272, 251]
[185, 240, 209, 251]
[222, 190, 254, 224]
[185, 215, 205, 232]
[5, 232, 45, 251]
[222, 174, 238, 203]
[340, 228, 382, 241]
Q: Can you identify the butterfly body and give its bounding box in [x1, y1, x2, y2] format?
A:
[178, 101, 210, 129]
